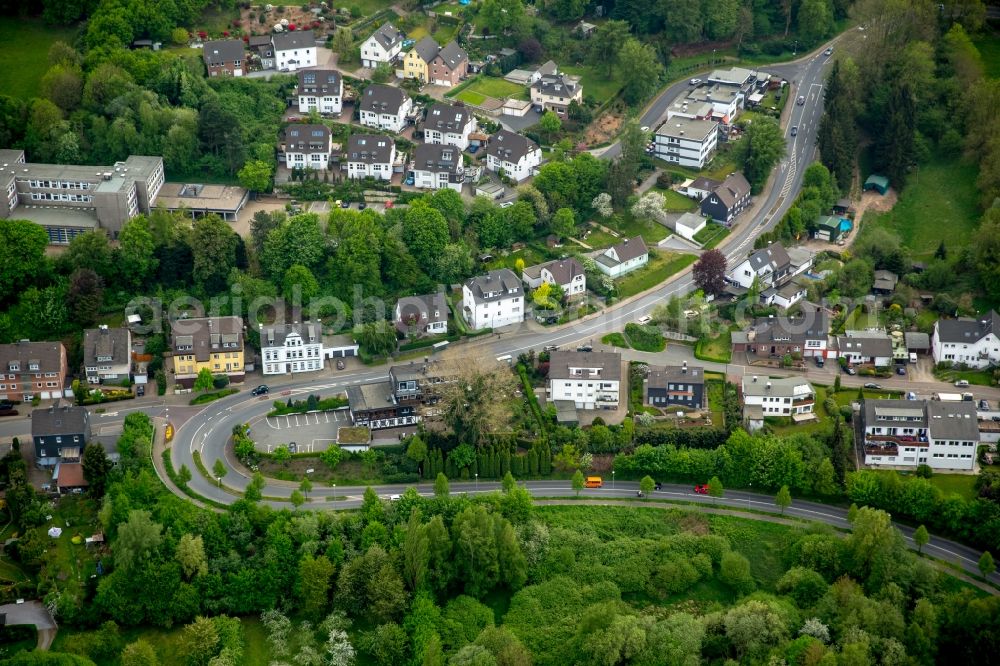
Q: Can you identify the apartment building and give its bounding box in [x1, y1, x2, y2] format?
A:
[654, 118, 719, 169]
[83, 326, 131, 384]
[0, 339, 68, 401]
[297, 70, 343, 115]
[548, 351, 622, 410]
[862, 399, 979, 471]
[169, 316, 245, 388]
[260, 323, 325, 375]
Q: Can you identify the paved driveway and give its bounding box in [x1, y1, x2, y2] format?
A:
[0, 601, 56, 649]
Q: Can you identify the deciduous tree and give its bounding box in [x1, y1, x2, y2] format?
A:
[692, 249, 727, 296]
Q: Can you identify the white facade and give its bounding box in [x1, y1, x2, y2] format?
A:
[261, 325, 324, 375]
[741, 376, 815, 417]
[462, 270, 523, 330]
[298, 81, 342, 114]
[654, 118, 719, 169]
[412, 167, 462, 192]
[541, 263, 585, 297]
[423, 106, 477, 151]
[548, 352, 621, 410]
[932, 312, 1000, 369]
[485, 151, 540, 182]
[361, 25, 403, 68]
[863, 400, 978, 471]
[347, 155, 395, 181]
[274, 42, 317, 72]
[424, 122, 475, 150]
[286, 148, 331, 171]
[359, 97, 413, 133]
[594, 238, 649, 278]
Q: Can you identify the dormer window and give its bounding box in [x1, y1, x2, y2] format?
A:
[29, 363, 39, 371]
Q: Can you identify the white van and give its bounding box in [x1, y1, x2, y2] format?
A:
[496, 354, 513, 364]
[636, 315, 652, 325]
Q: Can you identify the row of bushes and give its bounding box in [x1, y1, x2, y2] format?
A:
[267, 394, 349, 416]
[190, 388, 239, 406]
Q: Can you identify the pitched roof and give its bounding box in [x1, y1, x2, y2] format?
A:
[410, 36, 440, 63]
[747, 312, 829, 344]
[169, 316, 244, 363]
[648, 364, 704, 390]
[202, 39, 245, 66]
[836, 333, 893, 359]
[413, 143, 461, 174]
[282, 124, 331, 154]
[347, 134, 394, 164]
[360, 83, 410, 114]
[297, 69, 341, 96]
[540, 258, 584, 286]
[927, 400, 980, 440]
[260, 323, 321, 349]
[484, 130, 538, 164]
[602, 236, 649, 264]
[548, 351, 622, 382]
[32, 404, 89, 438]
[395, 293, 449, 327]
[434, 41, 468, 71]
[369, 22, 404, 50]
[423, 102, 472, 133]
[0, 340, 65, 375]
[464, 269, 521, 304]
[83, 327, 130, 368]
[748, 243, 791, 273]
[272, 31, 313, 52]
[688, 176, 721, 192]
[713, 172, 751, 209]
[531, 73, 580, 97]
[536, 60, 558, 76]
[934, 310, 1000, 344]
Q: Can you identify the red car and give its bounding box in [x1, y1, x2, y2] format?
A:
[694, 484, 709, 495]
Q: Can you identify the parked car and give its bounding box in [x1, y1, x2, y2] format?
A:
[790, 126, 798, 136]
[689, 78, 702, 85]
[543, 345, 559, 351]
[336, 359, 345, 370]
[358, 202, 367, 210]
[979, 399, 991, 411]
[896, 366, 906, 376]
[499, 201, 515, 209]
[814, 356, 824, 368]
[251, 385, 269, 396]
[340, 200, 350, 208]
[640, 126, 650, 132]
[797, 95, 805, 105]
[576, 344, 593, 352]
[694, 484, 709, 495]
[404, 175, 414, 186]
[136, 384, 145, 396]
[637, 315, 652, 325]
[384, 200, 394, 209]
[955, 379, 970, 387]
[844, 365, 857, 375]
[824, 47, 833, 55]
[864, 383, 881, 389]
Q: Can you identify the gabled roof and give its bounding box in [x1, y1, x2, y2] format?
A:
[260, 323, 321, 349]
[927, 400, 980, 440]
[602, 236, 648, 264]
[536, 60, 558, 76]
[169, 316, 244, 363]
[710, 172, 751, 209]
[413, 143, 461, 174]
[83, 327, 130, 368]
[0, 340, 64, 374]
[272, 32, 313, 52]
[395, 293, 449, 327]
[836, 333, 893, 359]
[297, 69, 341, 96]
[648, 364, 704, 389]
[32, 404, 89, 438]
[423, 102, 472, 133]
[934, 310, 1000, 344]
[369, 22, 404, 50]
[531, 73, 580, 97]
[688, 176, 721, 192]
[465, 269, 521, 304]
[484, 130, 538, 164]
[360, 84, 410, 115]
[747, 312, 829, 344]
[409, 36, 440, 63]
[748, 243, 791, 273]
[540, 258, 585, 286]
[434, 41, 468, 71]
[282, 124, 331, 154]
[202, 39, 245, 66]
[548, 351, 622, 382]
[347, 134, 394, 164]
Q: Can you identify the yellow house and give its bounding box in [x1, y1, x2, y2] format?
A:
[403, 37, 439, 82]
[170, 316, 246, 387]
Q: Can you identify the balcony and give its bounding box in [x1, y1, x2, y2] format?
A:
[864, 444, 899, 457]
[792, 397, 815, 407]
[866, 434, 928, 447]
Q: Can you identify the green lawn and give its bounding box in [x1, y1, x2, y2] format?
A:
[451, 75, 528, 103]
[616, 252, 698, 300]
[861, 158, 981, 260]
[695, 328, 733, 363]
[656, 188, 699, 212]
[587, 217, 670, 249]
[693, 222, 730, 249]
[455, 89, 488, 105]
[601, 332, 629, 348]
[927, 474, 978, 500]
[433, 23, 461, 44]
[844, 305, 879, 331]
[0, 18, 78, 99]
[561, 64, 622, 101]
[974, 35, 1000, 78]
[933, 366, 996, 387]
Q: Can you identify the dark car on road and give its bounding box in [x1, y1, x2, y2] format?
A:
[251, 385, 269, 396]
[576, 344, 593, 352]
[864, 383, 881, 389]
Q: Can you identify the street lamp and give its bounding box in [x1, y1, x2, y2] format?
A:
[747, 482, 752, 510]
[475, 472, 479, 491]
[333, 483, 336, 510]
[612, 469, 615, 490]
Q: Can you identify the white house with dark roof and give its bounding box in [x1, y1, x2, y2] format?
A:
[462, 268, 523, 330]
[530, 74, 582, 115]
[297, 70, 342, 115]
[345, 135, 396, 181]
[654, 117, 719, 169]
[729, 242, 792, 290]
[272, 32, 317, 71]
[484, 130, 541, 182]
[358, 84, 413, 133]
[548, 350, 622, 410]
[836, 331, 894, 367]
[422, 102, 476, 150]
[83, 326, 131, 384]
[362, 22, 404, 68]
[281, 124, 332, 171]
[521, 258, 586, 297]
[411, 143, 464, 192]
[671, 212, 707, 241]
[394, 293, 449, 337]
[741, 375, 815, 418]
[932, 310, 1000, 368]
[261, 323, 325, 375]
[248, 35, 274, 69]
[594, 237, 649, 278]
[862, 399, 979, 470]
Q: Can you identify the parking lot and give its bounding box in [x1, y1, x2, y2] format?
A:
[248, 409, 349, 454]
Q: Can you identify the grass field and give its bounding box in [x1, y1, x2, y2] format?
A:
[616, 252, 697, 299]
[695, 328, 733, 362]
[657, 188, 699, 212]
[451, 75, 528, 105]
[844, 305, 879, 331]
[601, 332, 629, 348]
[561, 64, 622, 101]
[693, 222, 730, 249]
[861, 158, 981, 260]
[974, 35, 1000, 78]
[0, 18, 78, 99]
[933, 366, 996, 387]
